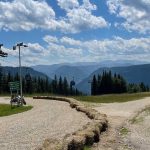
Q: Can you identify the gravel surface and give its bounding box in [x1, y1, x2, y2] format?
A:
[125, 106, 150, 150]
[0, 97, 91, 150]
[94, 97, 150, 118]
[92, 97, 150, 150]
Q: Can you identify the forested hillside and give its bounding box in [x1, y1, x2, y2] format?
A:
[77, 64, 150, 94]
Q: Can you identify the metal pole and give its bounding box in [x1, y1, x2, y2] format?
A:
[19, 46, 23, 105]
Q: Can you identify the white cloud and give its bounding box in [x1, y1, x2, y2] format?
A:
[26, 43, 46, 55]
[107, 0, 150, 34]
[3, 42, 49, 66]
[64, 7, 108, 33]
[57, 0, 96, 11]
[43, 35, 59, 43]
[56, 0, 108, 33]
[57, 0, 79, 11]
[82, 0, 97, 11]
[0, 0, 56, 31]
[0, 0, 108, 33]
[47, 42, 83, 57]
[42, 35, 150, 63]
[60, 36, 82, 46]
[3, 35, 150, 66]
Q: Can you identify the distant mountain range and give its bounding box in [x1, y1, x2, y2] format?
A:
[32, 60, 147, 84]
[32, 64, 100, 83]
[76, 64, 150, 94]
[1, 61, 150, 95]
[1, 66, 50, 80]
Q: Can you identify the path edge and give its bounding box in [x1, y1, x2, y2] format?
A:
[33, 96, 108, 150]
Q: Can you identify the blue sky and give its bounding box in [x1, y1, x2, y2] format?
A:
[0, 0, 150, 66]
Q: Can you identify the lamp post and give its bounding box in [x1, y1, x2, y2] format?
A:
[13, 42, 28, 104]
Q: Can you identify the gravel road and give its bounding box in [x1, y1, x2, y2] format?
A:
[125, 105, 150, 150]
[0, 97, 91, 150]
[92, 97, 150, 150]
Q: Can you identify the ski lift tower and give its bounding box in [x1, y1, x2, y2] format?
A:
[13, 42, 28, 105]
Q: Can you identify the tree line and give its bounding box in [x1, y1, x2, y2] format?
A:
[91, 71, 149, 95]
[0, 71, 82, 96]
[50, 75, 82, 96]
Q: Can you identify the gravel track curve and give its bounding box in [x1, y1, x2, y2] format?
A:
[0, 97, 91, 150]
[92, 97, 150, 150]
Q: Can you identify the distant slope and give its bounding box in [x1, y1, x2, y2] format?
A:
[50, 65, 86, 83]
[32, 60, 147, 84]
[1, 66, 51, 80]
[32, 64, 62, 77]
[76, 64, 150, 94]
[32, 65, 100, 84]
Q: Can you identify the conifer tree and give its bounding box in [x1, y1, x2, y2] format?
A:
[91, 75, 97, 95]
[63, 77, 69, 96]
[58, 76, 63, 94]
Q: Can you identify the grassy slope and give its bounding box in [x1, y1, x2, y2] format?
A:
[0, 104, 32, 117]
[74, 92, 150, 103]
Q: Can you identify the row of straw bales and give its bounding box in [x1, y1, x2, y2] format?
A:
[33, 96, 108, 150]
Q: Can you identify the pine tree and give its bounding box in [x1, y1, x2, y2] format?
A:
[58, 76, 63, 94]
[97, 75, 101, 94]
[91, 71, 128, 95]
[91, 75, 97, 95]
[139, 82, 146, 92]
[63, 77, 69, 96]
[52, 75, 58, 94]
[14, 72, 19, 81]
[45, 77, 49, 93]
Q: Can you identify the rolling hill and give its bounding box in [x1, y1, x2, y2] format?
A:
[0, 66, 51, 80]
[32, 64, 100, 83]
[32, 60, 146, 84]
[76, 64, 150, 94]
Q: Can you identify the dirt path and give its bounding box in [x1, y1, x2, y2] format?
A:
[0, 97, 91, 150]
[91, 97, 150, 150]
[124, 106, 150, 150]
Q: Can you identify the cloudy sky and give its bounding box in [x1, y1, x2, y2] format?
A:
[0, 0, 150, 66]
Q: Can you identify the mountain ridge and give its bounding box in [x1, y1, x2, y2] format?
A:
[76, 64, 150, 94]
[0, 66, 51, 81]
[32, 60, 147, 84]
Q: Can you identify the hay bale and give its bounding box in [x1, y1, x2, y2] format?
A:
[66, 135, 86, 150]
[75, 129, 95, 146]
[70, 101, 80, 108]
[34, 147, 43, 150]
[85, 122, 101, 142]
[42, 139, 63, 150]
[94, 118, 108, 132]
[33, 96, 108, 150]
[86, 109, 98, 119]
[76, 106, 89, 113]
[94, 112, 107, 121]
